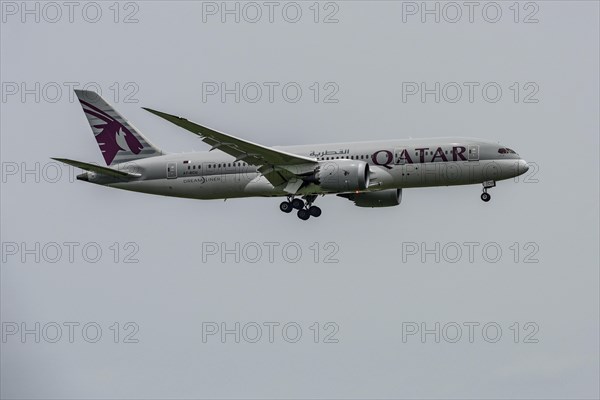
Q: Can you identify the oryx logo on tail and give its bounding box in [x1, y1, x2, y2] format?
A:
[79, 99, 143, 165]
[74, 89, 162, 166]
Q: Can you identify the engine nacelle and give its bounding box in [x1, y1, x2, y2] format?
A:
[308, 160, 370, 192]
[345, 189, 402, 207]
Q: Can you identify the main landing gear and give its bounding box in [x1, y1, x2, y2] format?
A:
[481, 180, 496, 202]
[279, 195, 322, 220]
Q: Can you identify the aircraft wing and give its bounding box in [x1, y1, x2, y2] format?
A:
[143, 108, 317, 167]
[143, 108, 318, 191]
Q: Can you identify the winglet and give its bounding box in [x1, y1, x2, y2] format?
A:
[142, 107, 189, 123]
[143, 107, 208, 137]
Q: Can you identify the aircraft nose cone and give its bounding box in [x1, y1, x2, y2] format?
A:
[518, 159, 529, 175]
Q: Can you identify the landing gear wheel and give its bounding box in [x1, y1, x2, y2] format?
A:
[308, 206, 322, 217]
[279, 201, 293, 213]
[297, 209, 310, 220]
[481, 181, 495, 203]
[292, 198, 305, 210]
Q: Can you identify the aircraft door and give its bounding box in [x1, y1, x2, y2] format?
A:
[468, 145, 480, 161]
[167, 162, 177, 179]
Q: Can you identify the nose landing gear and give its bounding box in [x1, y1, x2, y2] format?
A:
[481, 180, 496, 202]
[279, 195, 322, 220]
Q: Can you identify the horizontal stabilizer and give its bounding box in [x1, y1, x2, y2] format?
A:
[51, 158, 141, 179]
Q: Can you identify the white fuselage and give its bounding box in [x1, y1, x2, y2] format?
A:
[83, 137, 529, 200]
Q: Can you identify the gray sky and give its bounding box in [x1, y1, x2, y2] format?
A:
[1, 1, 598, 399]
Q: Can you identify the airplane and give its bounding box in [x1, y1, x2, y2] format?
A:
[53, 90, 529, 221]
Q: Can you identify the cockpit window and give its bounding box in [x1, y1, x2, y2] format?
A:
[498, 148, 517, 154]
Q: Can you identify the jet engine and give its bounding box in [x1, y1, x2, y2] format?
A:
[305, 160, 370, 192]
[340, 188, 402, 207]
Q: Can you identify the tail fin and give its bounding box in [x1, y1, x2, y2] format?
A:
[74, 89, 162, 166]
